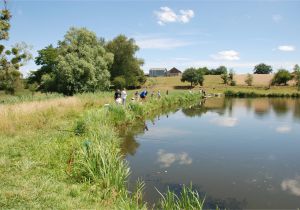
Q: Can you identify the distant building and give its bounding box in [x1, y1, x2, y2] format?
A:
[149, 68, 167, 77]
[167, 67, 182, 77]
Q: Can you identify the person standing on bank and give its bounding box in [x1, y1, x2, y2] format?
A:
[121, 88, 127, 106]
[114, 89, 122, 105]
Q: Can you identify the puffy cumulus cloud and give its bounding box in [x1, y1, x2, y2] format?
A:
[278, 45, 296, 52]
[281, 176, 300, 197]
[276, 125, 292, 134]
[210, 117, 238, 127]
[211, 50, 240, 61]
[155, 7, 194, 25]
[157, 149, 192, 168]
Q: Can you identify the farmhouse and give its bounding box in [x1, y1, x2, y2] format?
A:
[167, 67, 182, 77]
[149, 68, 167, 77]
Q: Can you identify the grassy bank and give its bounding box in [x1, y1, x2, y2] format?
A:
[224, 90, 300, 98]
[0, 91, 204, 209]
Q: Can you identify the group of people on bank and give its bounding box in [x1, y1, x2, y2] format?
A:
[114, 88, 167, 105]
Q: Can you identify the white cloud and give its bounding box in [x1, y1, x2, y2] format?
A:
[272, 14, 283, 22]
[278, 45, 296, 52]
[155, 7, 194, 25]
[136, 38, 192, 50]
[157, 149, 192, 168]
[211, 50, 240, 61]
[281, 176, 300, 197]
[210, 117, 238, 127]
[276, 125, 292, 134]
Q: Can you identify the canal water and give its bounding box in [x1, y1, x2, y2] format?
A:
[121, 98, 300, 209]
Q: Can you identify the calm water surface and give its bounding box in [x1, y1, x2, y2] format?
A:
[122, 98, 300, 209]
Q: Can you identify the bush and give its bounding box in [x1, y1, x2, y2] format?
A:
[230, 80, 236, 86]
[220, 73, 228, 84]
[245, 74, 253, 86]
[113, 76, 126, 89]
[272, 69, 292, 86]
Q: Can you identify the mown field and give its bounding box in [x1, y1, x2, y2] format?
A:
[146, 75, 299, 95]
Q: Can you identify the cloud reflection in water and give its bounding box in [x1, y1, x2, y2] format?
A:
[281, 176, 300, 197]
[276, 125, 292, 134]
[210, 117, 238, 127]
[157, 149, 192, 168]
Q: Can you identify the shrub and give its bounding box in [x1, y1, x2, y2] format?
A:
[113, 76, 126, 89]
[245, 74, 253, 86]
[220, 73, 228, 84]
[230, 80, 236, 86]
[272, 69, 292, 85]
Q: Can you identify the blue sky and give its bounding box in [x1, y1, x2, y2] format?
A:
[6, 0, 300, 75]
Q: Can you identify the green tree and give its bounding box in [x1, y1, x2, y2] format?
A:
[245, 73, 253, 86]
[253, 63, 273, 74]
[28, 44, 58, 89]
[112, 76, 126, 89]
[106, 35, 146, 88]
[211, 66, 227, 75]
[0, 5, 32, 94]
[272, 69, 292, 85]
[181, 67, 204, 87]
[227, 69, 236, 86]
[198, 67, 210, 75]
[55, 27, 113, 95]
[293, 64, 300, 90]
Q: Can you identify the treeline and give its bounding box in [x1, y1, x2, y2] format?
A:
[27, 29, 146, 95]
[181, 66, 236, 87]
[181, 64, 300, 88]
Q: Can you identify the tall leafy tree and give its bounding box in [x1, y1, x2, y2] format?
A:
[253, 63, 273, 74]
[28, 45, 58, 90]
[31, 28, 113, 95]
[293, 64, 300, 90]
[106, 35, 146, 88]
[0, 3, 31, 94]
[272, 69, 292, 85]
[181, 67, 204, 87]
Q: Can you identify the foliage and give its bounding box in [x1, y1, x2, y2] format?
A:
[253, 63, 273, 74]
[224, 90, 300, 98]
[228, 69, 236, 86]
[27, 45, 58, 89]
[112, 76, 126, 89]
[30, 28, 113, 95]
[212, 66, 228, 75]
[0, 5, 32, 94]
[220, 73, 228, 84]
[293, 64, 300, 90]
[55, 27, 113, 95]
[157, 185, 205, 210]
[181, 67, 204, 87]
[245, 73, 253, 86]
[272, 69, 292, 86]
[106, 35, 146, 88]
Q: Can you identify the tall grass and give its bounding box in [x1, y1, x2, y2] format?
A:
[157, 185, 205, 210]
[224, 90, 300, 98]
